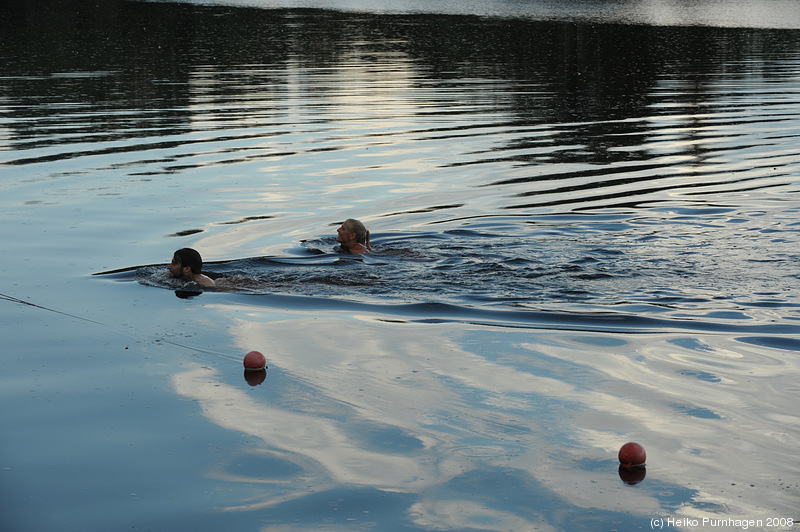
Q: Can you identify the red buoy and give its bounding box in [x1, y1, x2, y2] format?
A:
[243, 350, 267, 371]
[618, 442, 646, 467]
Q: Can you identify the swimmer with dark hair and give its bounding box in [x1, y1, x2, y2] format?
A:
[168, 248, 215, 286]
[336, 218, 371, 254]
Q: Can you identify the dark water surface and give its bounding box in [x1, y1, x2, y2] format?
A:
[2, 1, 800, 531]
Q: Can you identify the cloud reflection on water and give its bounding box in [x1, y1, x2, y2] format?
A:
[170, 308, 800, 527]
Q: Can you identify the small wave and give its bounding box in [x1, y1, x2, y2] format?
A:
[97, 223, 800, 336]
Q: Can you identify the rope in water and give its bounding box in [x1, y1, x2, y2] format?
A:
[0, 291, 240, 361]
[0, 292, 106, 325]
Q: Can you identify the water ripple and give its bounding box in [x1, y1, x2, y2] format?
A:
[5, 8, 800, 333]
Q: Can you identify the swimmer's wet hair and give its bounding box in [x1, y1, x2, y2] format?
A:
[346, 218, 372, 250]
[173, 248, 203, 274]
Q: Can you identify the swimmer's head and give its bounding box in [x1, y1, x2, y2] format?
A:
[338, 218, 371, 251]
[169, 248, 203, 277]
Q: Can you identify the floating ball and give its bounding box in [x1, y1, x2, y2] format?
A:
[243, 350, 267, 371]
[618, 442, 646, 467]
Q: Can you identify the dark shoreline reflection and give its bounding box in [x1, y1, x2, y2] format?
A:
[3, 2, 799, 166]
[3, 2, 798, 220]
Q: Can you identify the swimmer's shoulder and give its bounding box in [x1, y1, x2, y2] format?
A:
[196, 274, 215, 286]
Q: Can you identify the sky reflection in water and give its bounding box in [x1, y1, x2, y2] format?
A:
[168, 311, 797, 529]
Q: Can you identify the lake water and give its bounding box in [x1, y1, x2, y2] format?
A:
[2, 1, 799, 530]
